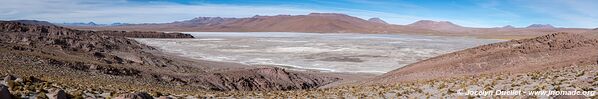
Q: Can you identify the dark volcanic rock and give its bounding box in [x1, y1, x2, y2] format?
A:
[0, 21, 153, 52]
[3, 75, 15, 81]
[0, 85, 10, 99]
[196, 68, 340, 91]
[116, 92, 153, 99]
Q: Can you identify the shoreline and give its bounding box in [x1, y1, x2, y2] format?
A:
[152, 48, 379, 87]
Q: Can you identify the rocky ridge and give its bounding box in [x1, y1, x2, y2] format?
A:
[368, 32, 598, 84]
[0, 20, 340, 95]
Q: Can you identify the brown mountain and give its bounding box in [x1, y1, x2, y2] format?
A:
[406, 20, 462, 28]
[196, 13, 392, 33]
[501, 25, 515, 29]
[69, 13, 592, 39]
[365, 32, 598, 84]
[367, 17, 388, 24]
[526, 24, 555, 29]
[75, 13, 394, 33]
[405, 20, 470, 33]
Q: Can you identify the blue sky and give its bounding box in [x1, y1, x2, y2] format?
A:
[1, 0, 597, 28]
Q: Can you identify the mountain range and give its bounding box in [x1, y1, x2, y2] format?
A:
[67, 13, 594, 39]
[59, 22, 129, 27]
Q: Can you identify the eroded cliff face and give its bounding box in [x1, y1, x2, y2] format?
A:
[0, 21, 339, 92]
[368, 32, 598, 84]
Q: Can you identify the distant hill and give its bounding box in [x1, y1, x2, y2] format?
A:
[367, 18, 387, 24]
[501, 25, 515, 29]
[67, 13, 592, 39]
[405, 20, 470, 32]
[59, 22, 130, 27]
[526, 24, 555, 29]
[407, 20, 462, 28]
[11, 20, 55, 26]
[70, 13, 397, 33]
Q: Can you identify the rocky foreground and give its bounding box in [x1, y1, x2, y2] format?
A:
[1, 64, 596, 98]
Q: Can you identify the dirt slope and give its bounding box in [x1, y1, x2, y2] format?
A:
[366, 32, 598, 84]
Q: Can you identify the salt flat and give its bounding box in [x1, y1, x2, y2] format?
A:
[135, 32, 502, 74]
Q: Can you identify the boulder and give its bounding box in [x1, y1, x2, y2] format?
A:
[0, 85, 11, 99]
[14, 78, 23, 83]
[115, 92, 153, 99]
[3, 75, 15, 81]
[46, 88, 67, 99]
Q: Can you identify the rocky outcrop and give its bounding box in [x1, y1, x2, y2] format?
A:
[115, 92, 153, 99]
[96, 31, 194, 38]
[368, 32, 598, 84]
[0, 85, 10, 99]
[195, 68, 340, 91]
[46, 89, 67, 99]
